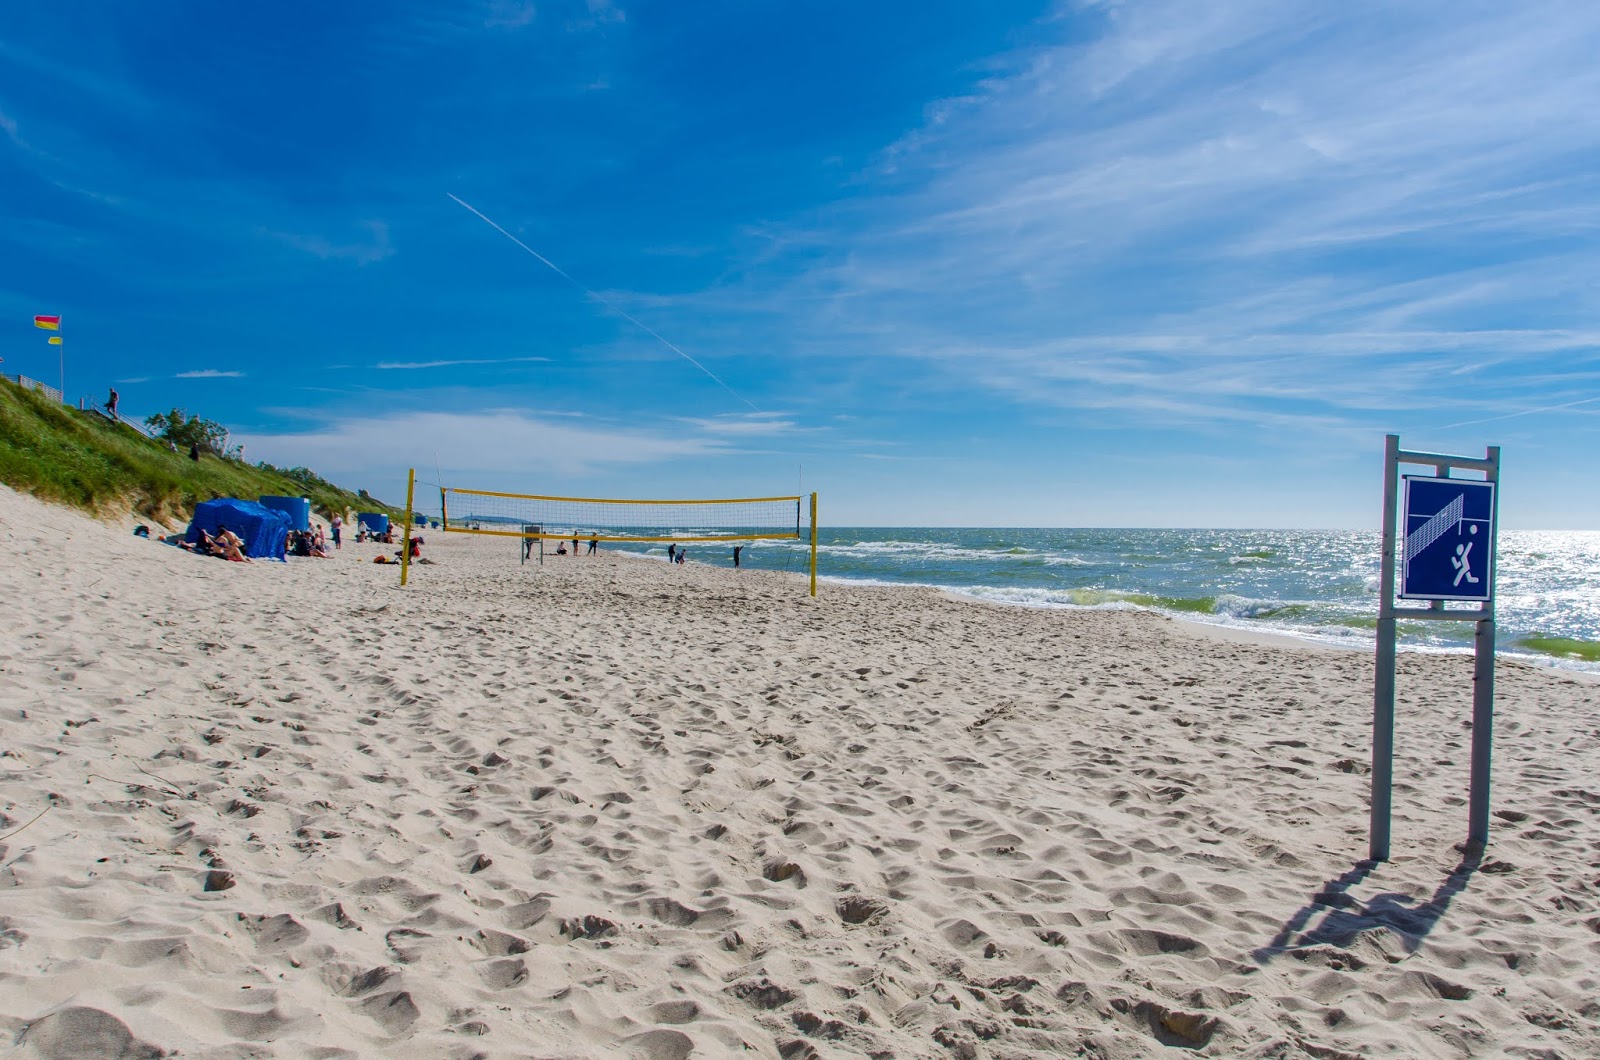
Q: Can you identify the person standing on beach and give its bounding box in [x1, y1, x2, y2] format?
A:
[587, 536, 598, 555]
[330, 514, 343, 550]
[667, 543, 676, 563]
[733, 545, 742, 569]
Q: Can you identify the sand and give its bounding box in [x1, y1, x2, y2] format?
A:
[1, 483, 1596, 1059]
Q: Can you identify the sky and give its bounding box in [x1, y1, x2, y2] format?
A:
[2, 0, 1598, 528]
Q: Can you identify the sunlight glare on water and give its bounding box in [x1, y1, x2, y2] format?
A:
[623, 528, 1600, 672]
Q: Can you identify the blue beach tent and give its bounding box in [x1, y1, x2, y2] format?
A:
[186, 498, 292, 560]
[258, 495, 311, 531]
[357, 512, 389, 534]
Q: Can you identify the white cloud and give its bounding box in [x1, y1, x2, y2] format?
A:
[234, 409, 734, 482]
[174, 369, 245, 379]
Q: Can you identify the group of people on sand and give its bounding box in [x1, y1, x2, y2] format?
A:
[154, 505, 426, 565]
[290, 526, 331, 558]
[374, 534, 424, 564]
[183, 526, 252, 563]
[553, 535, 600, 557]
[663, 544, 744, 567]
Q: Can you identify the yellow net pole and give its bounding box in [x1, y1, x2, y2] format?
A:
[809, 492, 818, 598]
[400, 468, 415, 587]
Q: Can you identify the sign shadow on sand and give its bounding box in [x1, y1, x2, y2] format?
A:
[1252, 851, 1482, 963]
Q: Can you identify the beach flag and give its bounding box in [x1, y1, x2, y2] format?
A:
[47, 336, 62, 345]
[33, 315, 61, 330]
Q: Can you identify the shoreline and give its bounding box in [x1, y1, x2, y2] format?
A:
[924, 580, 1600, 680]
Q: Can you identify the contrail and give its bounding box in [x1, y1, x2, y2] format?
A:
[447, 193, 761, 413]
[1436, 394, 1600, 430]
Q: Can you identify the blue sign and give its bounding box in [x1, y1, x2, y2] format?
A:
[1400, 477, 1495, 601]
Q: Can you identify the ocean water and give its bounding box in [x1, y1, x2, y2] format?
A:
[624, 528, 1600, 673]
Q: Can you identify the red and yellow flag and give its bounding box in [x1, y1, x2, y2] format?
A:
[33, 315, 60, 330]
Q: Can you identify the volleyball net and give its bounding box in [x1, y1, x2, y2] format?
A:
[398, 473, 819, 595]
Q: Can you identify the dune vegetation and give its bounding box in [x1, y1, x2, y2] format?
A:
[0, 378, 395, 526]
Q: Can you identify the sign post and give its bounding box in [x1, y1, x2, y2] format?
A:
[1370, 435, 1500, 861]
[400, 468, 416, 587]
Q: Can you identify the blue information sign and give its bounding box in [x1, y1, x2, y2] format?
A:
[1399, 477, 1495, 602]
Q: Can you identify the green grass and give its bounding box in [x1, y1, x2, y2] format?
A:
[0, 378, 400, 526]
[1517, 636, 1600, 663]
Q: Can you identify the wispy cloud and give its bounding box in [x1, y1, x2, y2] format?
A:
[0, 106, 23, 149]
[175, 370, 245, 379]
[269, 220, 394, 265]
[702, 0, 1600, 440]
[677, 411, 808, 436]
[568, 0, 624, 31]
[372, 355, 550, 370]
[483, 1, 537, 30]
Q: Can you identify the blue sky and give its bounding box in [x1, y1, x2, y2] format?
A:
[3, 1, 1597, 528]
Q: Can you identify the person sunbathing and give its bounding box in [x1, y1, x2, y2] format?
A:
[216, 527, 251, 562]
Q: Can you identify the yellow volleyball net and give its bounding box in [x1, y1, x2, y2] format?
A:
[403, 474, 819, 595]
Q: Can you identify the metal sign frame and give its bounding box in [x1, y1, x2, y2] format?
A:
[1370, 435, 1500, 861]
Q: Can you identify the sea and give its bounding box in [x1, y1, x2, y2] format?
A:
[619, 528, 1600, 674]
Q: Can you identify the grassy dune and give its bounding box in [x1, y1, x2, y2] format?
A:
[0, 378, 394, 525]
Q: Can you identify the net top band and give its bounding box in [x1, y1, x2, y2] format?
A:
[445, 488, 802, 505]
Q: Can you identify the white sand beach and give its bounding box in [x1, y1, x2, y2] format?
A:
[1, 483, 1596, 1059]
